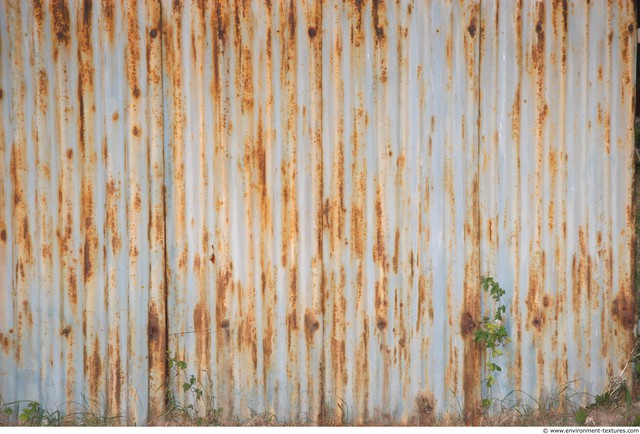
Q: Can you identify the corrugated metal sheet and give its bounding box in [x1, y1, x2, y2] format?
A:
[0, 0, 636, 425]
[479, 0, 637, 406]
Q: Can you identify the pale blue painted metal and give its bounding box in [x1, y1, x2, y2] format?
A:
[0, 0, 636, 426]
[479, 0, 637, 409]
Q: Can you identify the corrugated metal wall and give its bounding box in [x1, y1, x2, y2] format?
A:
[0, 0, 636, 425]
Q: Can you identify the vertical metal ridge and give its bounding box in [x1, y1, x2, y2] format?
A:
[144, 0, 168, 420]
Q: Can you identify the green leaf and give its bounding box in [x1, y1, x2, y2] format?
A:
[178, 361, 187, 370]
[183, 382, 190, 392]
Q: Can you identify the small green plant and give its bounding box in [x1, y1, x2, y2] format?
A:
[474, 276, 511, 409]
[19, 401, 44, 424]
[593, 392, 611, 407]
[18, 401, 61, 426]
[0, 398, 12, 425]
[0, 394, 130, 426]
[574, 407, 588, 425]
[161, 350, 223, 425]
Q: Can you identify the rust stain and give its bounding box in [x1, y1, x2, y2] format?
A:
[552, 0, 568, 36]
[238, 47, 254, 112]
[351, 199, 365, 259]
[65, 353, 75, 403]
[20, 300, 33, 327]
[446, 31, 452, 72]
[79, 2, 97, 292]
[416, 274, 433, 331]
[304, 309, 320, 344]
[372, 0, 386, 41]
[108, 334, 123, 414]
[511, 84, 521, 143]
[216, 263, 232, 335]
[255, 115, 271, 232]
[467, 18, 477, 38]
[526, 252, 546, 332]
[102, 0, 115, 43]
[375, 277, 389, 331]
[571, 226, 589, 319]
[83, 235, 93, 281]
[37, 70, 49, 111]
[85, 338, 102, 402]
[331, 268, 347, 399]
[34, 0, 45, 28]
[0, 333, 9, 354]
[106, 180, 120, 258]
[209, 244, 216, 264]
[357, 316, 370, 422]
[240, 297, 258, 370]
[193, 298, 211, 368]
[68, 272, 77, 306]
[176, 247, 187, 270]
[133, 190, 142, 212]
[20, 216, 31, 257]
[287, 266, 299, 337]
[612, 293, 636, 330]
[621, 20, 633, 65]
[126, 8, 141, 102]
[392, 228, 399, 273]
[211, 1, 227, 106]
[532, 2, 545, 67]
[51, 0, 70, 54]
[460, 312, 476, 336]
[373, 185, 387, 268]
[147, 305, 161, 342]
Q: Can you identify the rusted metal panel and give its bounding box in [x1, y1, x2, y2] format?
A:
[0, 0, 164, 423]
[0, 0, 636, 426]
[479, 0, 637, 408]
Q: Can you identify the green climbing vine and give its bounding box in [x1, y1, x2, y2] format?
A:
[474, 276, 511, 409]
